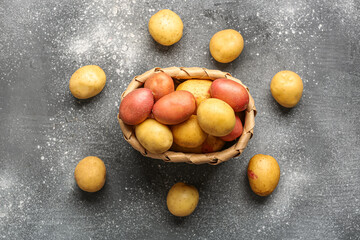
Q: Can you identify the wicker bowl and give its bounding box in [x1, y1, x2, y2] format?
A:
[117, 67, 257, 165]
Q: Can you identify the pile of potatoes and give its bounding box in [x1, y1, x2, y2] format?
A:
[118, 72, 249, 155]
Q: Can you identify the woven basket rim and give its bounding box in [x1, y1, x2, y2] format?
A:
[117, 67, 257, 165]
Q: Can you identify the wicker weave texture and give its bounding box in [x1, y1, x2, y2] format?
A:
[117, 67, 257, 165]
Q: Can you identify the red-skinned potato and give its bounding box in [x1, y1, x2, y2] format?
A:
[144, 72, 174, 101]
[210, 78, 249, 112]
[119, 88, 154, 125]
[152, 90, 196, 125]
[220, 115, 243, 141]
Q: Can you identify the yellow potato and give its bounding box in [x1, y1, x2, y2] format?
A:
[167, 182, 199, 217]
[69, 65, 106, 99]
[247, 154, 280, 196]
[74, 156, 106, 193]
[209, 29, 244, 63]
[176, 80, 212, 109]
[171, 115, 207, 148]
[270, 70, 303, 108]
[148, 9, 183, 46]
[197, 98, 236, 137]
[135, 119, 173, 154]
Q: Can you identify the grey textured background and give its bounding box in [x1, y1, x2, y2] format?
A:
[1, 0, 360, 239]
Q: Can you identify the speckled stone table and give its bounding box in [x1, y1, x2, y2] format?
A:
[1, 0, 359, 239]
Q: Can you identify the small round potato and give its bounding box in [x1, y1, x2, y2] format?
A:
[270, 70, 303, 108]
[135, 119, 173, 154]
[247, 154, 280, 196]
[69, 65, 106, 99]
[209, 29, 244, 63]
[148, 9, 183, 46]
[167, 182, 199, 217]
[197, 98, 236, 137]
[74, 156, 106, 193]
[171, 115, 207, 148]
[144, 72, 174, 101]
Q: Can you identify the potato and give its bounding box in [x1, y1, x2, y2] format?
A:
[201, 135, 225, 153]
[135, 119, 173, 154]
[197, 98, 235, 137]
[247, 154, 280, 196]
[69, 65, 106, 99]
[74, 156, 106, 193]
[167, 182, 199, 217]
[210, 78, 249, 112]
[171, 115, 207, 148]
[153, 90, 196, 125]
[220, 115, 243, 142]
[270, 70, 303, 108]
[144, 72, 174, 101]
[119, 88, 154, 125]
[148, 9, 183, 46]
[170, 142, 202, 154]
[176, 80, 212, 109]
[209, 29, 244, 63]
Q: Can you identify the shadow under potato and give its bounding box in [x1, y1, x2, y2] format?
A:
[73, 181, 107, 204]
[69, 90, 105, 109]
[267, 91, 294, 115]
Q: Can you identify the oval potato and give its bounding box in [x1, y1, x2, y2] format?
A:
[270, 70, 303, 108]
[153, 90, 196, 125]
[119, 88, 154, 125]
[210, 78, 249, 112]
[69, 65, 106, 99]
[144, 72, 174, 101]
[148, 9, 183, 46]
[197, 98, 235, 137]
[247, 154, 280, 196]
[135, 119, 173, 154]
[74, 156, 106, 193]
[209, 29, 244, 63]
[167, 182, 199, 217]
[171, 115, 207, 148]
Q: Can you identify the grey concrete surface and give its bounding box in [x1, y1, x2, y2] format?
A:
[0, 0, 359, 239]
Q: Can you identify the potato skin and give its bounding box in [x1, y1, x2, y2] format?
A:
[220, 115, 243, 142]
[119, 88, 154, 125]
[74, 156, 106, 193]
[69, 65, 106, 99]
[153, 90, 196, 125]
[167, 182, 199, 217]
[148, 9, 183, 46]
[171, 115, 207, 148]
[270, 70, 303, 108]
[210, 78, 249, 112]
[197, 98, 235, 137]
[209, 29, 244, 63]
[144, 72, 174, 101]
[247, 154, 280, 196]
[176, 80, 212, 109]
[201, 135, 225, 153]
[135, 119, 173, 154]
